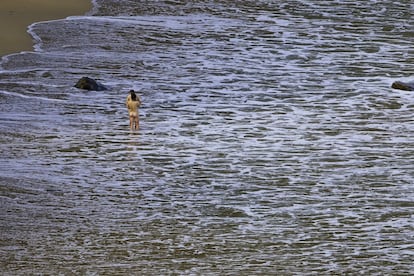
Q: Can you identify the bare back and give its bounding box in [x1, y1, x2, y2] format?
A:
[127, 100, 140, 117]
[126, 91, 141, 130]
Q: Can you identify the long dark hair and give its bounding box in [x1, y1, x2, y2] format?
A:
[130, 90, 137, 101]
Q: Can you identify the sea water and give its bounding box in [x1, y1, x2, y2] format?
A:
[1, 0, 413, 274]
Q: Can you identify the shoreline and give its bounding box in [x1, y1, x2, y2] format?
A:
[0, 0, 92, 57]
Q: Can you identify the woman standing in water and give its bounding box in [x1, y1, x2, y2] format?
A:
[126, 90, 141, 130]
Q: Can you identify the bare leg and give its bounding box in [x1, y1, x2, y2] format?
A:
[134, 116, 139, 130]
[129, 116, 133, 129]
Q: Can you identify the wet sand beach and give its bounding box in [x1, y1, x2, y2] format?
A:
[0, 0, 92, 56]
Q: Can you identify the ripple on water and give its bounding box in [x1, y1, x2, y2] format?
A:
[1, 0, 414, 274]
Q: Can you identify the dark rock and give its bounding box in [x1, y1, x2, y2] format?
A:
[41, 71, 53, 78]
[391, 81, 414, 91]
[74, 77, 107, 91]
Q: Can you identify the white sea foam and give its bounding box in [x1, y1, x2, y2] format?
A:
[1, 0, 413, 274]
[0, 89, 64, 102]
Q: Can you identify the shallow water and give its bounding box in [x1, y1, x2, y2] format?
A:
[1, 0, 414, 274]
